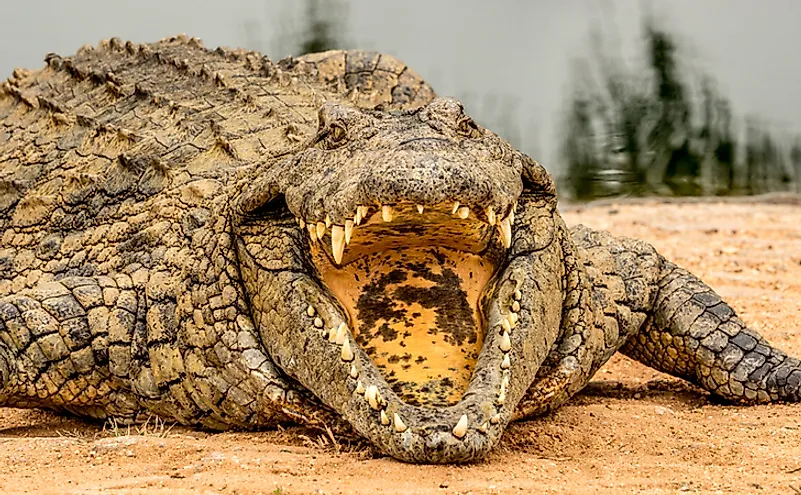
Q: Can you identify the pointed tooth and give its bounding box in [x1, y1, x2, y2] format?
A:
[306, 305, 316, 317]
[500, 330, 512, 352]
[366, 385, 380, 410]
[381, 205, 394, 222]
[350, 363, 359, 378]
[501, 317, 512, 333]
[316, 221, 326, 240]
[512, 300, 520, 313]
[313, 317, 324, 328]
[513, 289, 522, 301]
[502, 374, 510, 389]
[478, 422, 488, 433]
[451, 202, 460, 215]
[498, 217, 512, 248]
[307, 224, 318, 242]
[355, 381, 365, 394]
[486, 207, 496, 226]
[416, 204, 424, 214]
[457, 206, 469, 219]
[331, 225, 345, 264]
[334, 322, 348, 345]
[452, 414, 468, 438]
[341, 338, 354, 362]
[344, 220, 354, 244]
[380, 410, 390, 426]
[365, 385, 377, 407]
[501, 353, 511, 369]
[299, 218, 306, 229]
[393, 413, 407, 433]
[509, 312, 519, 327]
[359, 206, 369, 220]
[490, 413, 501, 425]
[327, 326, 337, 342]
[354, 209, 362, 226]
[497, 389, 506, 405]
[325, 214, 332, 228]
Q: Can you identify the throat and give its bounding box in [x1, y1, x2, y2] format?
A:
[316, 246, 495, 406]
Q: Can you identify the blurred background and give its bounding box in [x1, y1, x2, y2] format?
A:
[2, 0, 800, 200]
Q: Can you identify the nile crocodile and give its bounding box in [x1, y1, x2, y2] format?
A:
[0, 36, 799, 464]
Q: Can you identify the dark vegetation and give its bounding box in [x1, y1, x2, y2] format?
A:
[562, 16, 801, 199]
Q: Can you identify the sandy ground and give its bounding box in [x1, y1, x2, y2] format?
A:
[2, 199, 801, 495]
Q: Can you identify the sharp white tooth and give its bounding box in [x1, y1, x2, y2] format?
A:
[380, 410, 390, 426]
[497, 390, 506, 405]
[341, 338, 354, 362]
[501, 353, 511, 369]
[359, 206, 369, 220]
[452, 414, 468, 438]
[490, 413, 501, 425]
[331, 225, 345, 264]
[500, 330, 512, 352]
[501, 317, 512, 333]
[502, 374, 510, 389]
[451, 202, 460, 215]
[478, 422, 488, 433]
[486, 207, 496, 226]
[354, 209, 362, 226]
[512, 300, 520, 313]
[344, 220, 354, 244]
[307, 224, 318, 242]
[457, 206, 469, 219]
[313, 317, 323, 328]
[299, 218, 306, 229]
[366, 385, 380, 410]
[513, 289, 522, 301]
[381, 205, 393, 222]
[355, 381, 365, 394]
[509, 312, 519, 327]
[328, 326, 337, 342]
[393, 413, 407, 433]
[334, 322, 348, 345]
[306, 305, 316, 317]
[350, 363, 359, 378]
[325, 214, 332, 228]
[416, 204, 424, 214]
[316, 221, 326, 240]
[498, 217, 512, 248]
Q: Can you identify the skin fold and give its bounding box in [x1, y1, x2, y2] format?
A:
[0, 36, 798, 464]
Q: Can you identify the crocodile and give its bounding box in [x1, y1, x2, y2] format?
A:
[0, 35, 799, 464]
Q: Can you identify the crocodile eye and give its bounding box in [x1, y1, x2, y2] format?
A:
[457, 117, 481, 138]
[329, 123, 347, 143]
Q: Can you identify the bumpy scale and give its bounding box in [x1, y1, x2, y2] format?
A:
[0, 36, 799, 464]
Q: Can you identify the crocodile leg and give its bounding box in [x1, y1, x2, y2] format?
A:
[515, 224, 800, 421]
[0, 276, 144, 420]
[621, 259, 801, 403]
[0, 274, 323, 430]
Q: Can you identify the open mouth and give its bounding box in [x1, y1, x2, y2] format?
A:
[306, 202, 512, 407]
[234, 181, 564, 463]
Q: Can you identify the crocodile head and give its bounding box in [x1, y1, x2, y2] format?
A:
[233, 97, 566, 463]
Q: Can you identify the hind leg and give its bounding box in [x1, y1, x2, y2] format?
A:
[621, 259, 801, 403]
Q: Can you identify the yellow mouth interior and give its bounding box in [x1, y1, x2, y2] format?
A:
[312, 205, 499, 406]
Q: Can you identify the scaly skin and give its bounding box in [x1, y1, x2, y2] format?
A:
[0, 36, 799, 464]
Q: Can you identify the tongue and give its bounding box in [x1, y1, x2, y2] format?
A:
[316, 245, 495, 406]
